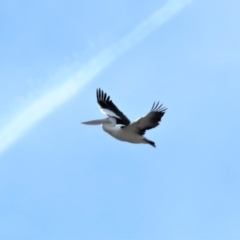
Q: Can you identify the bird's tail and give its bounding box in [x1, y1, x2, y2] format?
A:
[143, 138, 156, 148]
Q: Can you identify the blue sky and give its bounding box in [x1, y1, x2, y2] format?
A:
[1, 0, 240, 239]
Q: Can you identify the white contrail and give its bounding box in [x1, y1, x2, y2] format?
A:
[0, 0, 192, 155]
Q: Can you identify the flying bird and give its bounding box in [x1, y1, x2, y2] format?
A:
[82, 89, 167, 147]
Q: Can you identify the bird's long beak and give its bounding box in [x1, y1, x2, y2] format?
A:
[81, 118, 110, 125]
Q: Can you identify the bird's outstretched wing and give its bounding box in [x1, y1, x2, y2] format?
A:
[124, 102, 167, 135]
[96, 88, 130, 126]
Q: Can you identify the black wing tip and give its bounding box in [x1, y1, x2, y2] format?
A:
[151, 101, 167, 113]
[96, 88, 110, 103]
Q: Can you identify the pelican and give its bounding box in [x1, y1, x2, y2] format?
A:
[82, 89, 167, 147]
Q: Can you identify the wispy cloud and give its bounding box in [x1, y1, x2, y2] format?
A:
[0, 0, 192, 155]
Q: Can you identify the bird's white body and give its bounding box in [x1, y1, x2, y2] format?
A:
[102, 123, 145, 144]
